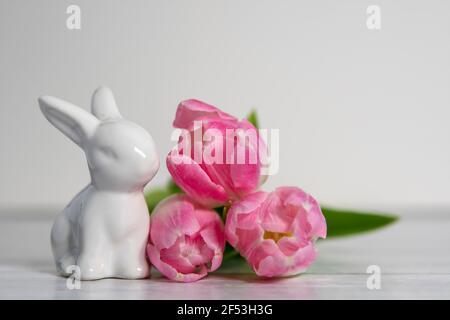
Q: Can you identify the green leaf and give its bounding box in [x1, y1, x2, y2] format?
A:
[322, 206, 398, 238]
[145, 180, 182, 213]
[167, 179, 182, 194]
[220, 243, 248, 270]
[223, 242, 240, 261]
[216, 253, 250, 272]
[246, 109, 259, 129]
[145, 187, 172, 213]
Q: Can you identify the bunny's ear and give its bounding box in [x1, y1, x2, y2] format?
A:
[39, 95, 99, 148]
[91, 86, 122, 121]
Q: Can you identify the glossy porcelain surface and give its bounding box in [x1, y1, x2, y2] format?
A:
[39, 86, 159, 280]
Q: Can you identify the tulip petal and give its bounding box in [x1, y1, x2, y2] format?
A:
[284, 242, 317, 276]
[198, 220, 224, 252]
[173, 99, 236, 130]
[159, 238, 198, 274]
[230, 120, 263, 195]
[166, 153, 228, 207]
[148, 195, 225, 282]
[199, 118, 262, 199]
[150, 195, 201, 249]
[256, 255, 287, 277]
[276, 187, 327, 239]
[251, 240, 316, 277]
[229, 162, 260, 198]
[224, 187, 326, 278]
[200, 226, 224, 271]
[260, 193, 297, 233]
[196, 208, 225, 272]
[147, 244, 208, 282]
[235, 226, 264, 257]
[248, 240, 287, 277]
[277, 237, 302, 256]
[225, 192, 267, 247]
[306, 200, 327, 239]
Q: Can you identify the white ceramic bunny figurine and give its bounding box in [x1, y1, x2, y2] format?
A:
[39, 86, 159, 280]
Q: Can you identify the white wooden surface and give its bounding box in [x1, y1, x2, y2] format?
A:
[1, 208, 450, 299]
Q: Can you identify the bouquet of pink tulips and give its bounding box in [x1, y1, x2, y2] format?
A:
[145, 100, 396, 282]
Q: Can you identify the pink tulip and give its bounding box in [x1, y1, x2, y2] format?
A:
[172, 99, 237, 130]
[147, 194, 225, 282]
[225, 187, 327, 277]
[167, 99, 267, 208]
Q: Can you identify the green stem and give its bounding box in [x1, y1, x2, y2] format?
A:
[221, 205, 229, 221]
[223, 250, 240, 261]
[221, 205, 242, 261]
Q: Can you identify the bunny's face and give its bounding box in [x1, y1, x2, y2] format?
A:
[39, 86, 160, 192]
[86, 120, 159, 191]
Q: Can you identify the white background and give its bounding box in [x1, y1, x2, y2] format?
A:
[1, 0, 449, 212]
